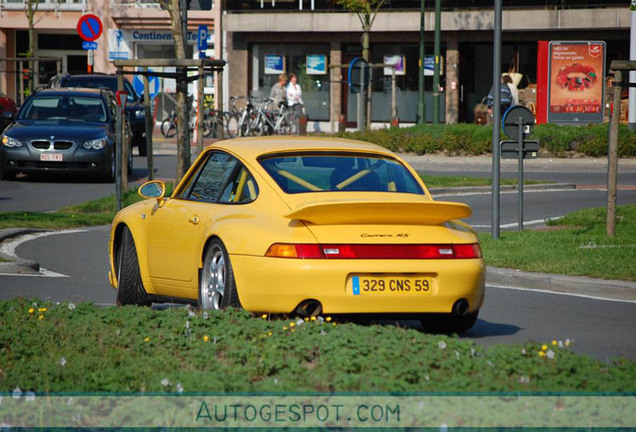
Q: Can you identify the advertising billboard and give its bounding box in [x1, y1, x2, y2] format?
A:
[547, 41, 605, 124]
[264, 55, 285, 75]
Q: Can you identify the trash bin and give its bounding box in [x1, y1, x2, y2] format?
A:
[298, 114, 308, 135]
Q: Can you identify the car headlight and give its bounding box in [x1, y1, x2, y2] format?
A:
[83, 138, 108, 150]
[2, 135, 23, 148]
[134, 109, 145, 119]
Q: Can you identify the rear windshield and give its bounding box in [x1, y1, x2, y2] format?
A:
[259, 152, 424, 194]
[20, 95, 108, 122]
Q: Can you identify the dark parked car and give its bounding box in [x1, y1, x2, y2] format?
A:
[50, 73, 148, 156]
[0, 88, 131, 182]
[0, 91, 17, 132]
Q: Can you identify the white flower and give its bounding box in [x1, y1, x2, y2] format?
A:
[518, 376, 530, 384]
[185, 321, 190, 329]
[176, 383, 184, 394]
[438, 341, 447, 350]
[161, 378, 170, 387]
[470, 348, 476, 357]
[455, 351, 460, 359]
[59, 357, 67, 367]
[25, 392, 35, 402]
[274, 379, 279, 385]
[68, 303, 76, 311]
[317, 316, 325, 323]
[116, 329, 121, 336]
[202, 312, 209, 320]
[521, 348, 527, 355]
[546, 350, 555, 360]
[12, 387, 21, 399]
[425, 375, 430, 381]
[320, 330, 326, 336]
[188, 310, 196, 318]
[558, 340, 564, 348]
[296, 318, 305, 326]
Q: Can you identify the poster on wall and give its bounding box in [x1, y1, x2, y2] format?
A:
[108, 29, 131, 60]
[264, 55, 285, 75]
[306, 54, 327, 75]
[547, 41, 605, 124]
[383, 55, 406, 76]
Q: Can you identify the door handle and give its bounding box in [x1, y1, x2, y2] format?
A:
[189, 216, 200, 225]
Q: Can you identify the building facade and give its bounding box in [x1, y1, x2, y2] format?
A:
[222, 1, 630, 130]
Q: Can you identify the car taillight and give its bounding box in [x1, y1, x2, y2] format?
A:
[265, 243, 482, 259]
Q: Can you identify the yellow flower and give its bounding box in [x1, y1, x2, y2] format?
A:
[283, 326, 288, 331]
[332, 323, 337, 326]
[38, 307, 47, 312]
[144, 337, 150, 342]
[267, 331, 273, 336]
[261, 314, 268, 320]
[310, 317, 317, 322]
[38, 315, 44, 321]
[325, 317, 332, 322]
[203, 335, 210, 342]
[304, 317, 309, 322]
[552, 340, 557, 346]
[289, 322, 295, 327]
[538, 351, 546, 357]
[541, 345, 548, 351]
[28, 308, 35, 314]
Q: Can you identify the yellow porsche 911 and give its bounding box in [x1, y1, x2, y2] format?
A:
[108, 137, 485, 333]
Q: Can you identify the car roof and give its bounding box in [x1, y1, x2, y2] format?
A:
[33, 88, 105, 97]
[212, 136, 396, 161]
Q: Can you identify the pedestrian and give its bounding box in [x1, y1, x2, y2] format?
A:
[286, 73, 304, 118]
[503, 74, 519, 107]
[486, 75, 514, 117]
[269, 73, 287, 110]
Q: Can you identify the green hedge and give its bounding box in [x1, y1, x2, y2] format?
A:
[332, 123, 636, 157]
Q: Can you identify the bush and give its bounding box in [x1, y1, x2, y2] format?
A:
[331, 123, 636, 157]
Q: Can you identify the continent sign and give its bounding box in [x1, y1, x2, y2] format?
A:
[77, 14, 103, 42]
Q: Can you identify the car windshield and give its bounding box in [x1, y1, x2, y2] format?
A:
[259, 152, 424, 194]
[20, 95, 108, 122]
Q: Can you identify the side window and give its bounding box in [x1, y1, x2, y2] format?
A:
[184, 152, 259, 204]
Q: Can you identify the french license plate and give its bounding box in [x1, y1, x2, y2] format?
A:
[40, 153, 63, 162]
[351, 275, 433, 296]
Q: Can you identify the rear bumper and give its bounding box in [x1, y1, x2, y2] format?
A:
[230, 255, 485, 315]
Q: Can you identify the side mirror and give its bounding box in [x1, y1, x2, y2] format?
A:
[138, 180, 166, 202]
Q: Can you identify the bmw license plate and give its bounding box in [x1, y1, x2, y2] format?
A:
[351, 275, 433, 296]
[40, 153, 63, 162]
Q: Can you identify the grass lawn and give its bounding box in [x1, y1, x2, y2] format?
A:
[1, 298, 634, 393]
[420, 174, 551, 189]
[480, 204, 636, 281]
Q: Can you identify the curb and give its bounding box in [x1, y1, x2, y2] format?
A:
[486, 266, 636, 302]
[429, 182, 576, 196]
[0, 228, 45, 275]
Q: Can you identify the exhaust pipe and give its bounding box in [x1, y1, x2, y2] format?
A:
[295, 300, 322, 317]
[452, 298, 469, 316]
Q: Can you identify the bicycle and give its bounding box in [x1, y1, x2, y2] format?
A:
[160, 98, 214, 138]
[225, 96, 256, 138]
[250, 98, 298, 136]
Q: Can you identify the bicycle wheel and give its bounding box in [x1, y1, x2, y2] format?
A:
[276, 112, 298, 135]
[160, 117, 177, 138]
[225, 114, 239, 138]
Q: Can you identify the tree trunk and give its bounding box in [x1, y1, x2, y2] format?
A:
[27, 0, 36, 92]
[168, 0, 190, 182]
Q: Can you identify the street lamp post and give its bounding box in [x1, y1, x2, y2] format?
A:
[432, 0, 441, 124]
[417, 0, 426, 124]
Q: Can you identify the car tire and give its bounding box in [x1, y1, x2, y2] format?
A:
[99, 153, 115, 183]
[199, 239, 240, 310]
[0, 169, 16, 181]
[420, 310, 479, 335]
[116, 226, 150, 306]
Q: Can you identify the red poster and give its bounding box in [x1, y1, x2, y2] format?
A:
[548, 41, 605, 124]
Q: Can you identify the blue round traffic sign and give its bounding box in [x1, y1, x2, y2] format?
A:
[133, 73, 160, 99]
[77, 14, 103, 42]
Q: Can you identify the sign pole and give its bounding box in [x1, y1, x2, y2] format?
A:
[142, 68, 154, 181]
[491, 0, 502, 240]
[517, 117, 524, 232]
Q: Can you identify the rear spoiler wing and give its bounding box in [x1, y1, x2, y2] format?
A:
[285, 200, 472, 225]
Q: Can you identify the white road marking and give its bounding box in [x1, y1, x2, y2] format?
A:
[472, 216, 563, 229]
[487, 284, 636, 304]
[0, 229, 89, 278]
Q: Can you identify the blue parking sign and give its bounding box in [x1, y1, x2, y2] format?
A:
[197, 25, 208, 51]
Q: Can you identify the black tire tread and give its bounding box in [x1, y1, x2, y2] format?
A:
[116, 226, 150, 306]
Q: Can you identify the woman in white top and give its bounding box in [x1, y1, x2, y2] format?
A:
[286, 73, 304, 117]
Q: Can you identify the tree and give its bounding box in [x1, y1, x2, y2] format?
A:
[24, 0, 56, 91]
[336, 0, 387, 62]
[156, 0, 191, 181]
